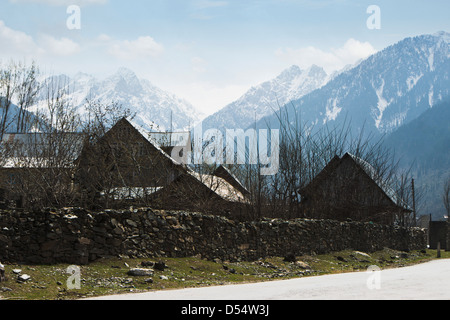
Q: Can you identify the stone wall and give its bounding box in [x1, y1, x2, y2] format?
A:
[0, 207, 427, 265]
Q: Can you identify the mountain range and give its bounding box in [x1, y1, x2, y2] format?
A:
[383, 99, 450, 218]
[35, 67, 204, 132]
[200, 64, 329, 131]
[250, 31, 450, 137]
[32, 31, 450, 138]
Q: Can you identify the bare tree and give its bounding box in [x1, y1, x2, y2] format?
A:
[0, 61, 20, 138]
[231, 101, 417, 225]
[0, 61, 40, 136]
[3, 74, 83, 208]
[15, 61, 40, 133]
[0, 61, 42, 206]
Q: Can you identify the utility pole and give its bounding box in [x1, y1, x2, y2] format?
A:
[169, 110, 173, 145]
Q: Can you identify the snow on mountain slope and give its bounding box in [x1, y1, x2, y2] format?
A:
[35, 67, 204, 132]
[200, 64, 329, 131]
[255, 31, 450, 136]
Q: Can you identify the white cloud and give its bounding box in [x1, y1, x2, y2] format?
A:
[0, 20, 81, 62]
[275, 38, 377, 73]
[334, 38, 377, 63]
[107, 36, 164, 60]
[39, 34, 81, 56]
[97, 34, 111, 42]
[0, 20, 40, 58]
[9, 0, 107, 6]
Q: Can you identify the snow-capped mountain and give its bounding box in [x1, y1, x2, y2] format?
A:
[36, 68, 204, 131]
[382, 99, 450, 219]
[0, 99, 40, 133]
[255, 31, 450, 135]
[200, 64, 329, 131]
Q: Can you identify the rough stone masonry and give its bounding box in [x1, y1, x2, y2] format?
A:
[0, 207, 427, 265]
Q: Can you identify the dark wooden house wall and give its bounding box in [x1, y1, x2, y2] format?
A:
[300, 156, 404, 224]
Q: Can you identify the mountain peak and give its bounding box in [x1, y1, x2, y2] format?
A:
[308, 64, 323, 71]
[201, 63, 329, 131]
[115, 67, 137, 78]
[307, 64, 327, 77]
[112, 67, 142, 84]
[287, 65, 302, 72]
[73, 72, 96, 84]
[105, 67, 143, 95]
[253, 30, 450, 138]
[33, 68, 202, 131]
[433, 30, 450, 42]
[277, 64, 327, 80]
[277, 65, 303, 79]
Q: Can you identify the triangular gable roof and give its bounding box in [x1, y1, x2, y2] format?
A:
[300, 152, 411, 212]
[77, 117, 188, 171]
[125, 117, 186, 168]
[299, 155, 341, 193]
[213, 165, 250, 196]
[343, 153, 411, 211]
[188, 171, 249, 203]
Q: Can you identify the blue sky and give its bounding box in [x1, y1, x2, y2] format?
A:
[1, 0, 450, 115]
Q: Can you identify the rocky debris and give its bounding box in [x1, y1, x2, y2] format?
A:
[154, 261, 167, 271]
[348, 251, 372, 263]
[139, 260, 167, 271]
[17, 274, 31, 283]
[359, 259, 371, 263]
[295, 261, 312, 270]
[254, 260, 277, 269]
[92, 277, 137, 289]
[127, 268, 154, 277]
[353, 251, 371, 258]
[283, 254, 297, 263]
[141, 261, 154, 267]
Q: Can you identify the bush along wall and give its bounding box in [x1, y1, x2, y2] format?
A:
[0, 208, 427, 265]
